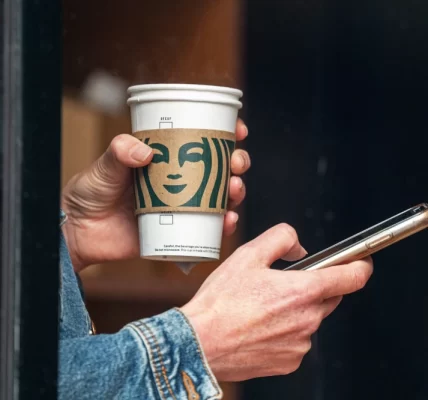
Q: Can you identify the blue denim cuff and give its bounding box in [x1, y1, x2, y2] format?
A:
[127, 308, 222, 400]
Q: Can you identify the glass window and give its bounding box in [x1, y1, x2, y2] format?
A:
[1, 0, 60, 399]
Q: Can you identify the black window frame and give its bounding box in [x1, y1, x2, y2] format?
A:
[1, 0, 61, 399]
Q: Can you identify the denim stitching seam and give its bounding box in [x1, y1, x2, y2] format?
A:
[128, 324, 167, 400]
[173, 308, 222, 400]
[139, 320, 177, 400]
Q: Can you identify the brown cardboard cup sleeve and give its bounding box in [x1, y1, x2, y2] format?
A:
[133, 129, 236, 215]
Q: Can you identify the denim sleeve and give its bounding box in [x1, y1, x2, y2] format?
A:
[58, 212, 222, 399]
[59, 309, 222, 400]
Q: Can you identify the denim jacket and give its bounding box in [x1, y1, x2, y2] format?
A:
[58, 212, 222, 400]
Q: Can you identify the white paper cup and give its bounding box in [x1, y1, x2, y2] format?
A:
[127, 84, 243, 262]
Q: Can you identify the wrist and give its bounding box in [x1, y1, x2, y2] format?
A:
[179, 303, 228, 378]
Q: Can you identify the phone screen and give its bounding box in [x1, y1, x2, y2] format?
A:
[284, 203, 428, 271]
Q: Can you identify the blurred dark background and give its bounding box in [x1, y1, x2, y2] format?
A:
[244, 0, 428, 399]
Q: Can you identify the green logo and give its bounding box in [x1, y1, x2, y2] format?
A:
[134, 129, 235, 213]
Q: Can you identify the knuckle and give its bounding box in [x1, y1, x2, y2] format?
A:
[303, 339, 312, 354]
[304, 274, 324, 299]
[289, 358, 304, 374]
[272, 345, 310, 376]
[286, 275, 323, 305]
[273, 363, 299, 376]
[306, 319, 321, 335]
[276, 223, 298, 244]
[352, 266, 368, 290]
[110, 134, 129, 157]
[111, 134, 128, 149]
[234, 243, 257, 261]
[305, 310, 323, 334]
[237, 235, 269, 263]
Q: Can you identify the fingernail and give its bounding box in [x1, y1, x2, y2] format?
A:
[282, 245, 308, 262]
[231, 212, 239, 223]
[130, 143, 151, 162]
[300, 246, 308, 257]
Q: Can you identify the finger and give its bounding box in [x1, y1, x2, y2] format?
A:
[314, 257, 374, 299]
[235, 118, 248, 141]
[94, 134, 152, 185]
[228, 176, 246, 209]
[244, 223, 308, 267]
[106, 134, 153, 171]
[321, 296, 343, 318]
[223, 211, 239, 236]
[231, 149, 251, 175]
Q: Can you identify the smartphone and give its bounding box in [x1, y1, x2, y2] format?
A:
[284, 203, 428, 271]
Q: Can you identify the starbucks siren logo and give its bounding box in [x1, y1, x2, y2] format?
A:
[133, 129, 235, 214]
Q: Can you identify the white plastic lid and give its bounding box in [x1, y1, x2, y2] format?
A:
[127, 83, 243, 109]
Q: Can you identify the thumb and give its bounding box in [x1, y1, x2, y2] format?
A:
[96, 134, 153, 182]
[245, 223, 307, 267]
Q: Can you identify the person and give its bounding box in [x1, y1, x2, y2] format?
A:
[59, 119, 373, 399]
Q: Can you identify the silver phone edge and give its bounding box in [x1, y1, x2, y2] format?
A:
[300, 209, 428, 271]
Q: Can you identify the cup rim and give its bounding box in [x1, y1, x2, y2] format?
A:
[127, 83, 243, 97]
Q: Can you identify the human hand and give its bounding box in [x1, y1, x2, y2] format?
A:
[180, 224, 373, 381]
[61, 119, 250, 271]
